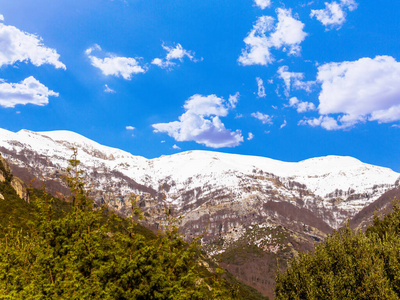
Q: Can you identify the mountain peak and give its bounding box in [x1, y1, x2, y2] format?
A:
[0, 127, 398, 231]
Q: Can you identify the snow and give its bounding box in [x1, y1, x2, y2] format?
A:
[1, 129, 398, 192]
[0, 128, 399, 227]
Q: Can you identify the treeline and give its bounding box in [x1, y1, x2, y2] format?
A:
[0, 154, 267, 300]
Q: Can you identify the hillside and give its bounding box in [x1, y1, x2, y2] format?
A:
[1, 128, 399, 297]
[0, 153, 269, 299]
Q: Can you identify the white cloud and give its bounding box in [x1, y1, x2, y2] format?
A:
[299, 116, 351, 130]
[0, 76, 58, 108]
[152, 43, 198, 69]
[280, 120, 287, 129]
[172, 144, 181, 150]
[252, 112, 273, 124]
[341, 0, 358, 10]
[289, 97, 316, 113]
[269, 9, 308, 56]
[0, 16, 65, 69]
[254, 0, 272, 9]
[370, 106, 400, 123]
[247, 132, 255, 140]
[301, 56, 400, 130]
[256, 77, 266, 98]
[318, 56, 400, 120]
[104, 84, 116, 93]
[228, 92, 240, 109]
[165, 43, 194, 61]
[86, 44, 146, 80]
[310, 0, 358, 29]
[151, 57, 173, 69]
[235, 113, 243, 119]
[126, 126, 135, 130]
[152, 94, 243, 148]
[297, 101, 316, 113]
[277, 66, 315, 97]
[239, 9, 307, 66]
[238, 16, 275, 66]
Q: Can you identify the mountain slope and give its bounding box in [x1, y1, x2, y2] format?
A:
[0, 128, 398, 229]
[0, 128, 399, 298]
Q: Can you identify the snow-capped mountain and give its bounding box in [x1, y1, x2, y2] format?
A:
[1, 128, 399, 297]
[0, 128, 398, 232]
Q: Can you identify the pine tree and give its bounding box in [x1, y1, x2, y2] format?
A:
[275, 202, 400, 300]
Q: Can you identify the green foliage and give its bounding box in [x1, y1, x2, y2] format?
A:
[275, 201, 400, 299]
[0, 152, 235, 299]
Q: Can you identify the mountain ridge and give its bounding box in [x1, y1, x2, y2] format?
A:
[1, 128, 399, 298]
[0, 128, 398, 229]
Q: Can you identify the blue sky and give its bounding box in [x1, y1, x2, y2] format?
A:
[0, 0, 400, 171]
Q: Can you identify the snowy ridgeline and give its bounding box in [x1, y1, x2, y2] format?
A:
[0, 128, 399, 229]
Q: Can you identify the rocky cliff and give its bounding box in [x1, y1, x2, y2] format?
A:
[0, 154, 30, 203]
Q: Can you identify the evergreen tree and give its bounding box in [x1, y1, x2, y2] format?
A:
[275, 201, 400, 299]
[0, 151, 235, 299]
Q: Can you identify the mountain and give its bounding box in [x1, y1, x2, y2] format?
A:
[0, 128, 399, 298]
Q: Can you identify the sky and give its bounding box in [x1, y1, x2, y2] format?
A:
[0, 0, 400, 171]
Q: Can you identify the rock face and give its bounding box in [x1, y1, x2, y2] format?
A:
[10, 176, 30, 203]
[0, 128, 399, 298]
[0, 153, 30, 203]
[0, 154, 11, 180]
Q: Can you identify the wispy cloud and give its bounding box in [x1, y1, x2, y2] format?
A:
[251, 112, 273, 124]
[86, 44, 146, 79]
[228, 92, 240, 108]
[277, 66, 315, 97]
[299, 115, 352, 130]
[152, 94, 243, 148]
[256, 77, 266, 98]
[0, 15, 65, 69]
[288, 97, 316, 113]
[152, 43, 199, 69]
[104, 84, 116, 93]
[239, 8, 307, 66]
[247, 132, 255, 140]
[310, 0, 358, 29]
[254, 0, 272, 9]
[0, 76, 58, 108]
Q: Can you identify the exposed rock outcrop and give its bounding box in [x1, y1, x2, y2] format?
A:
[0, 155, 11, 181]
[0, 154, 30, 203]
[10, 176, 30, 203]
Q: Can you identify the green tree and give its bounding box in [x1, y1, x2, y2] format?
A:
[0, 151, 235, 299]
[275, 202, 400, 300]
